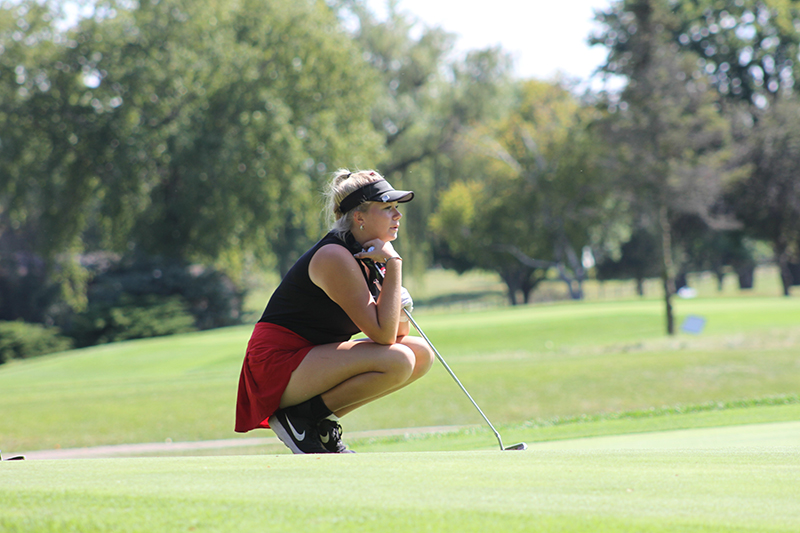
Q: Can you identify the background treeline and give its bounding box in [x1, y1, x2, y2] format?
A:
[1, 0, 800, 360]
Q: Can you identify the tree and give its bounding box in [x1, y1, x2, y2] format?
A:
[669, 0, 800, 295]
[671, 0, 800, 108]
[431, 80, 616, 304]
[84, 0, 383, 275]
[593, 0, 732, 334]
[0, 0, 385, 325]
[669, 213, 757, 290]
[430, 180, 548, 305]
[0, 1, 106, 320]
[725, 97, 800, 295]
[596, 228, 661, 296]
[333, 0, 515, 274]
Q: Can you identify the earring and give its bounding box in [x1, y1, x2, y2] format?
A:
[360, 224, 364, 231]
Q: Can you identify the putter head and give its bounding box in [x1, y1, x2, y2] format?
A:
[504, 442, 527, 451]
[1, 454, 26, 461]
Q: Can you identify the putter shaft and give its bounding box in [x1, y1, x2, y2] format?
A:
[365, 258, 526, 451]
[402, 309, 511, 450]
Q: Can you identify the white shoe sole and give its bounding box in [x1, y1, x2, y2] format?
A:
[268, 415, 307, 454]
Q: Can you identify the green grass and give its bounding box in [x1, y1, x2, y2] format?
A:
[2, 295, 800, 451]
[330, 399, 800, 455]
[2, 448, 799, 532]
[1, 286, 799, 532]
[244, 264, 794, 316]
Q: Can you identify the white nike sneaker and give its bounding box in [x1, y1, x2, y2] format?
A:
[268, 408, 332, 454]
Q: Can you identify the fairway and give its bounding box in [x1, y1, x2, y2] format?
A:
[3, 296, 800, 453]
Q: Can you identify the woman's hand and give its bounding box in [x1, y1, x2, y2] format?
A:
[354, 240, 400, 263]
[310, 243, 403, 345]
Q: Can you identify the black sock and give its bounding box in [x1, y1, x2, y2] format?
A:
[286, 395, 333, 421]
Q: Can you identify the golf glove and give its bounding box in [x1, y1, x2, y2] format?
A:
[400, 286, 413, 321]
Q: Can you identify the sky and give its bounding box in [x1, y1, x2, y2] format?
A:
[62, 0, 616, 89]
[365, 0, 614, 89]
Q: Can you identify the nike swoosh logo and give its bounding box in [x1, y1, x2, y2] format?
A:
[320, 432, 330, 444]
[286, 418, 305, 441]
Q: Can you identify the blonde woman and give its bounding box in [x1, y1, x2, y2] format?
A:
[235, 169, 434, 453]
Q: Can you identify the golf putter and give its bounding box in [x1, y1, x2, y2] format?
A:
[364, 254, 526, 451]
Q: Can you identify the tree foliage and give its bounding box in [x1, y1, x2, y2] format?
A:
[81, 0, 384, 274]
[593, 0, 734, 333]
[335, 0, 515, 274]
[0, 0, 383, 326]
[671, 0, 800, 107]
[666, 0, 800, 293]
[3, 0, 799, 339]
[0, 1, 100, 319]
[431, 80, 616, 304]
[596, 228, 661, 295]
[726, 98, 800, 294]
[0, 320, 73, 364]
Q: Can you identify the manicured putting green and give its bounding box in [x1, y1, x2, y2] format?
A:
[1, 444, 798, 533]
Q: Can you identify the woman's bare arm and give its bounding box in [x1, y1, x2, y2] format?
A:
[309, 244, 402, 344]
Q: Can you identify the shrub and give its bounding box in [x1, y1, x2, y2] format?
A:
[65, 294, 197, 348]
[82, 258, 243, 330]
[0, 321, 74, 364]
[59, 257, 245, 347]
[0, 253, 61, 324]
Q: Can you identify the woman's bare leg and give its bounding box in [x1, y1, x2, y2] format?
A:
[280, 335, 434, 414]
[331, 336, 433, 417]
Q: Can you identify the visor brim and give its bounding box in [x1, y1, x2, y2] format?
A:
[373, 190, 414, 204]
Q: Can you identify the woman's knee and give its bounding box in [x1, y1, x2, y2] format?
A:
[383, 344, 416, 383]
[400, 337, 435, 376]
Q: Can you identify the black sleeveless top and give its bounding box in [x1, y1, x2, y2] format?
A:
[258, 232, 379, 345]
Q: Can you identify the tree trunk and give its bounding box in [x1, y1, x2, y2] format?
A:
[508, 291, 518, 305]
[500, 272, 520, 306]
[520, 275, 534, 304]
[662, 274, 674, 334]
[779, 259, 793, 297]
[736, 265, 754, 289]
[660, 206, 676, 335]
[775, 247, 793, 296]
[715, 270, 725, 292]
[789, 262, 800, 286]
[555, 263, 584, 300]
[635, 277, 645, 296]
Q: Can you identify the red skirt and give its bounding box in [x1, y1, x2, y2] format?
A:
[235, 322, 315, 432]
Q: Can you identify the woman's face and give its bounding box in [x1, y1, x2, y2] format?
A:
[360, 201, 402, 242]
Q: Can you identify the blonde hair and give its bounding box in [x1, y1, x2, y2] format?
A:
[326, 169, 384, 239]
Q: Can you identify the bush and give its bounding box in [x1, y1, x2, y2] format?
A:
[0, 253, 61, 324]
[58, 257, 243, 347]
[0, 321, 74, 364]
[82, 258, 243, 329]
[65, 294, 197, 348]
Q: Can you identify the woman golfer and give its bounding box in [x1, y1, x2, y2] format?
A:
[235, 169, 434, 453]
